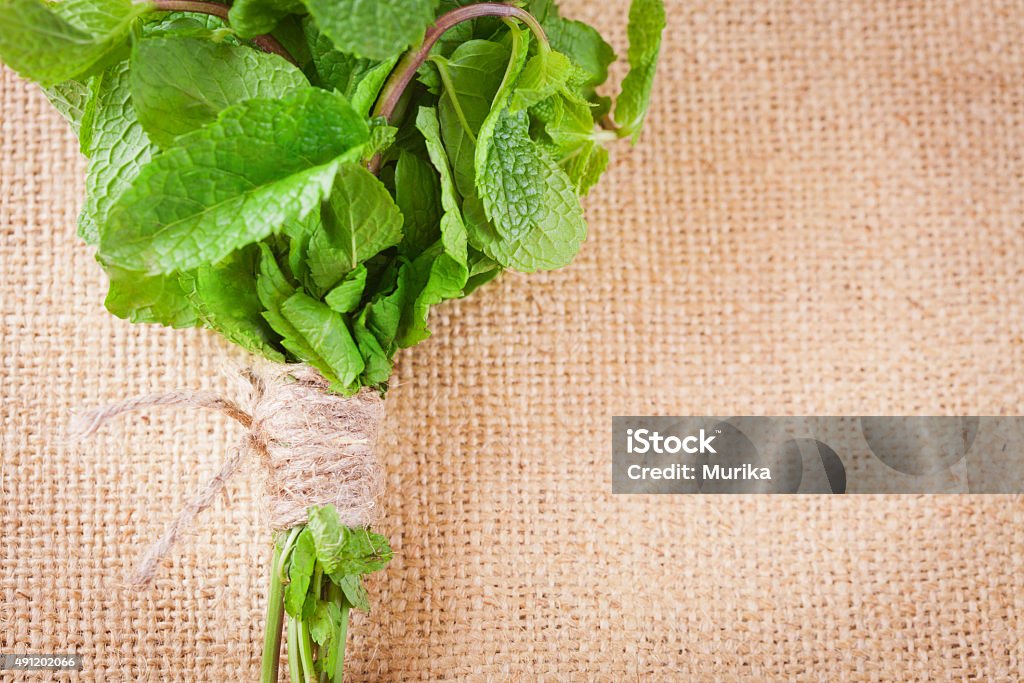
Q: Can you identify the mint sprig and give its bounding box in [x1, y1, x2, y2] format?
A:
[0, 0, 665, 679]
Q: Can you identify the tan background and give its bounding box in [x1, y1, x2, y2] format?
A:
[2, 0, 1022, 680]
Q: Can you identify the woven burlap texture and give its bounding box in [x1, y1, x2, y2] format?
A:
[2, 1, 1022, 680]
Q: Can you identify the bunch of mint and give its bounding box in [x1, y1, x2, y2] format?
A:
[0, 0, 665, 396]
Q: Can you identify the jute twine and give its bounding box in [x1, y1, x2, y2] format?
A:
[67, 364, 385, 586]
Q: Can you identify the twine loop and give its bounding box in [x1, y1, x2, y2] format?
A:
[68, 364, 385, 585]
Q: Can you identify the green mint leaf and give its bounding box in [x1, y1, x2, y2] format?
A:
[467, 110, 586, 272]
[307, 164, 403, 292]
[541, 96, 610, 195]
[390, 106, 473, 347]
[614, 0, 665, 140]
[130, 35, 309, 147]
[304, 0, 438, 61]
[395, 151, 441, 256]
[179, 245, 285, 361]
[397, 247, 467, 347]
[306, 505, 345, 569]
[0, 0, 148, 86]
[335, 574, 370, 612]
[462, 251, 502, 296]
[141, 11, 231, 39]
[362, 263, 408, 356]
[280, 292, 364, 391]
[256, 242, 337, 370]
[101, 263, 199, 329]
[353, 305, 394, 387]
[77, 62, 158, 245]
[284, 528, 316, 618]
[308, 599, 341, 647]
[228, 0, 303, 37]
[417, 107, 468, 268]
[42, 78, 91, 136]
[509, 49, 572, 113]
[324, 264, 367, 314]
[303, 19, 401, 118]
[327, 528, 392, 577]
[529, 0, 616, 88]
[434, 39, 511, 196]
[99, 88, 369, 275]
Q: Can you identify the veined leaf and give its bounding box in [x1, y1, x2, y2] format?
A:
[228, 0, 303, 37]
[78, 62, 158, 245]
[307, 164, 403, 292]
[280, 292, 364, 391]
[305, 0, 438, 61]
[434, 39, 510, 196]
[180, 245, 285, 361]
[0, 0, 150, 86]
[615, 0, 665, 140]
[100, 88, 369, 275]
[130, 35, 309, 147]
[101, 263, 199, 329]
[284, 528, 316, 618]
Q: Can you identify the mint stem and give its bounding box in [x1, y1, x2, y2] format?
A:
[372, 2, 549, 123]
[150, 0, 298, 64]
[260, 537, 287, 683]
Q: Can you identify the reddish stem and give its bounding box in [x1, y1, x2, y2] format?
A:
[151, 0, 298, 65]
[372, 3, 545, 122]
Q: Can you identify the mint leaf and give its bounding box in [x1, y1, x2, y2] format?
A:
[78, 61, 158, 245]
[285, 528, 316, 618]
[530, 0, 616, 88]
[101, 263, 199, 329]
[467, 111, 586, 272]
[417, 107, 468, 269]
[309, 599, 342, 646]
[391, 106, 473, 346]
[336, 574, 369, 612]
[130, 35, 308, 147]
[509, 49, 572, 113]
[100, 88, 369, 275]
[307, 164, 403, 292]
[541, 96, 610, 195]
[434, 39, 511, 196]
[280, 292, 364, 391]
[395, 150, 441, 256]
[180, 245, 285, 361]
[615, 0, 665, 140]
[42, 78, 91, 136]
[228, 0, 303, 37]
[326, 528, 392, 578]
[256, 242, 336, 370]
[0, 0, 148, 86]
[325, 265, 367, 314]
[305, 0, 439, 61]
[304, 20, 401, 118]
[353, 307, 393, 387]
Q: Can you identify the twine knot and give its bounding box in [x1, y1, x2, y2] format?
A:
[68, 364, 385, 585]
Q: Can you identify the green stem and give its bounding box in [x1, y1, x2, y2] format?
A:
[260, 538, 287, 683]
[297, 618, 317, 683]
[335, 600, 350, 682]
[287, 618, 301, 683]
[325, 583, 349, 682]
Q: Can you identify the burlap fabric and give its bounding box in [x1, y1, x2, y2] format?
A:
[1, 1, 1021, 680]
